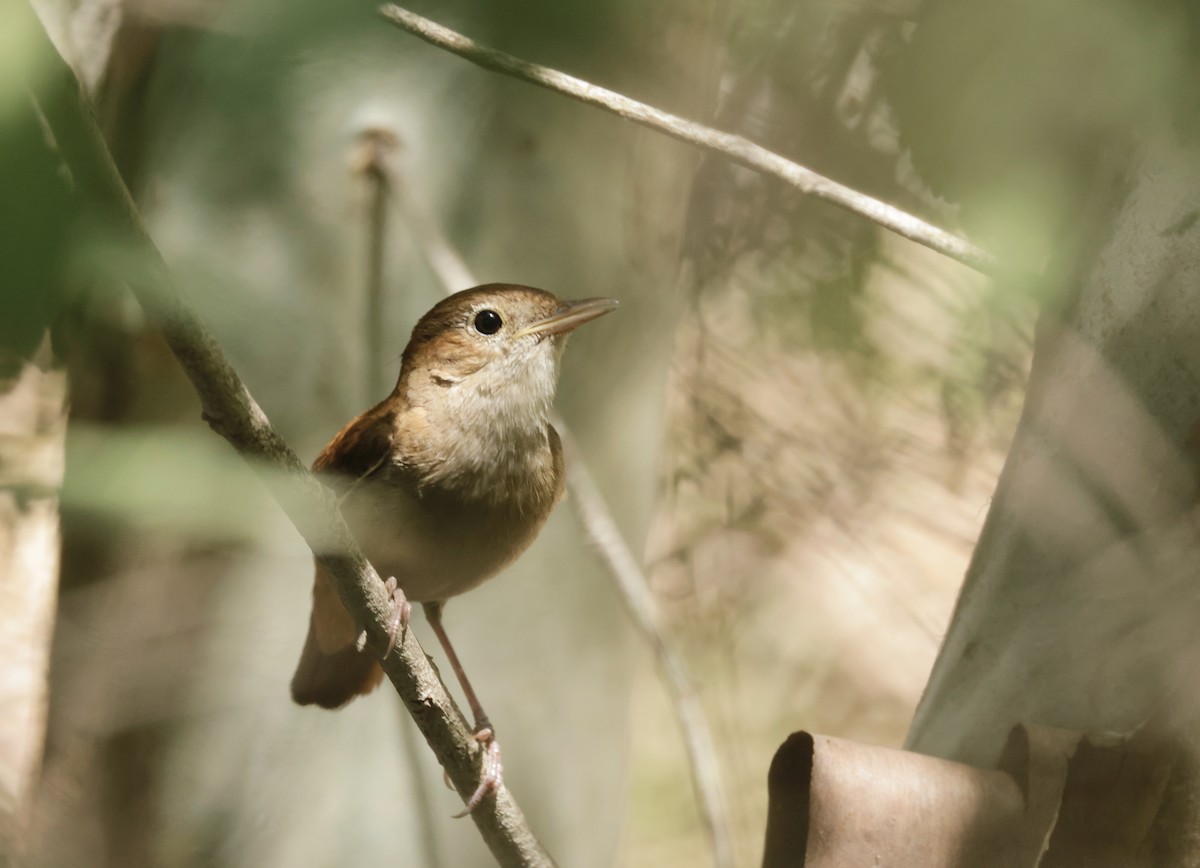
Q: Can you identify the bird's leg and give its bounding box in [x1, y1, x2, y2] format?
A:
[383, 577, 412, 658]
[424, 601, 503, 816]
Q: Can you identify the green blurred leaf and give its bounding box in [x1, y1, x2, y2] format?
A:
[63, 424, 287, 542]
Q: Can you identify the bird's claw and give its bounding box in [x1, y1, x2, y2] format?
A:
[452, 726, 503, 818]
[383, 577, 412, 658]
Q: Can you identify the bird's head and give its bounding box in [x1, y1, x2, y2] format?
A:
[398, 284, 618, 432]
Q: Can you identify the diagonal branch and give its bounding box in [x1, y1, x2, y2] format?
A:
[379, 4, 1000, 276]
[558, 431, 736, 868]
[391, 171, 735, 868]
[21, 5, 553, 866]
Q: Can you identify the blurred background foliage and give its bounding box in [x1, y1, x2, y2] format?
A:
[3, 0, 1198, 864]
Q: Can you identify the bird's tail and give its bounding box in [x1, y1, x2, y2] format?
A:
[290, 566, 384, 709]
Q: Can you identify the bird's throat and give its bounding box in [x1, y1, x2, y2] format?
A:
[405, 351, 560, 505]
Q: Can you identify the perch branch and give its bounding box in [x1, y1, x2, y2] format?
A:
[22, 6, 553, 865]
[392, 172, 735, 868]
[379, 4, 1000, 276]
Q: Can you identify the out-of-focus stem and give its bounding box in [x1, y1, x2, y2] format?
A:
[351, 126, 444, 868]
[392, 179, 474, 294]
[353, 128, 398, 403]
[557, 429, 736, 868]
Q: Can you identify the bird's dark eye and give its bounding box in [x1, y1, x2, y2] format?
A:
[474, 309, 503, 335]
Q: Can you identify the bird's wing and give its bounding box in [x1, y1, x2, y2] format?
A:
[292, 403, 397, 709]
[312, 403, 396, 501]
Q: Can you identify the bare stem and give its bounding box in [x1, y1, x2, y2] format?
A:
[350, 127, 445, 868]
[354, 127, 398, 403]
[22, 5, 553, 865]
[558, 431, 736, 868]
[379, 4, 1000, 277]
[393, 176, 476, 293]
[393, 178, 736, 868]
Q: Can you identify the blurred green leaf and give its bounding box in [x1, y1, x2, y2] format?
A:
[0, 19, 76, 373]
[63, 424, 286, 542]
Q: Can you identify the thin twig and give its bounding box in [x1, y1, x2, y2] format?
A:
[353, 127, 399, 403]
[351, 127, 445, 868]
[379, 4, 1000, 277]
[22, 5, 553, 865]
[393, 177, 736, 868]
[558, 431, 736, 868]
[393, 176, 476, 293]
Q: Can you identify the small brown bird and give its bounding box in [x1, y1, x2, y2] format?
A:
[291, 283, 617, 812]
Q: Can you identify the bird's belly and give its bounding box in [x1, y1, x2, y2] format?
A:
[341, 484, 551, 603]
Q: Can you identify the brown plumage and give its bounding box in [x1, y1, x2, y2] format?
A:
[290, 285, 615, 712]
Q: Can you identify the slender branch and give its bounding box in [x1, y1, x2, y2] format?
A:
[391, 176, 475, 293]
[558, 432, 736, 868]
[350, 127, 445, 868]
[22, 6, 553, 865]
[353, 127, 398, 403]
[379, 4, 1000, 276]
[392, 173, 736, 868]
[392, 172, 476, 294]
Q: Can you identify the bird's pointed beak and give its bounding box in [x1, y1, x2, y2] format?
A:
[515, 297, 619, 339]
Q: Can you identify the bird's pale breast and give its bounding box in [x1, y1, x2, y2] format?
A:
[340, 425, 564, 602]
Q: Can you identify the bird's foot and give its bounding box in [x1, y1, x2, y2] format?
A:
[383, 577, 412, 658]
[452, 726, 503, 818]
